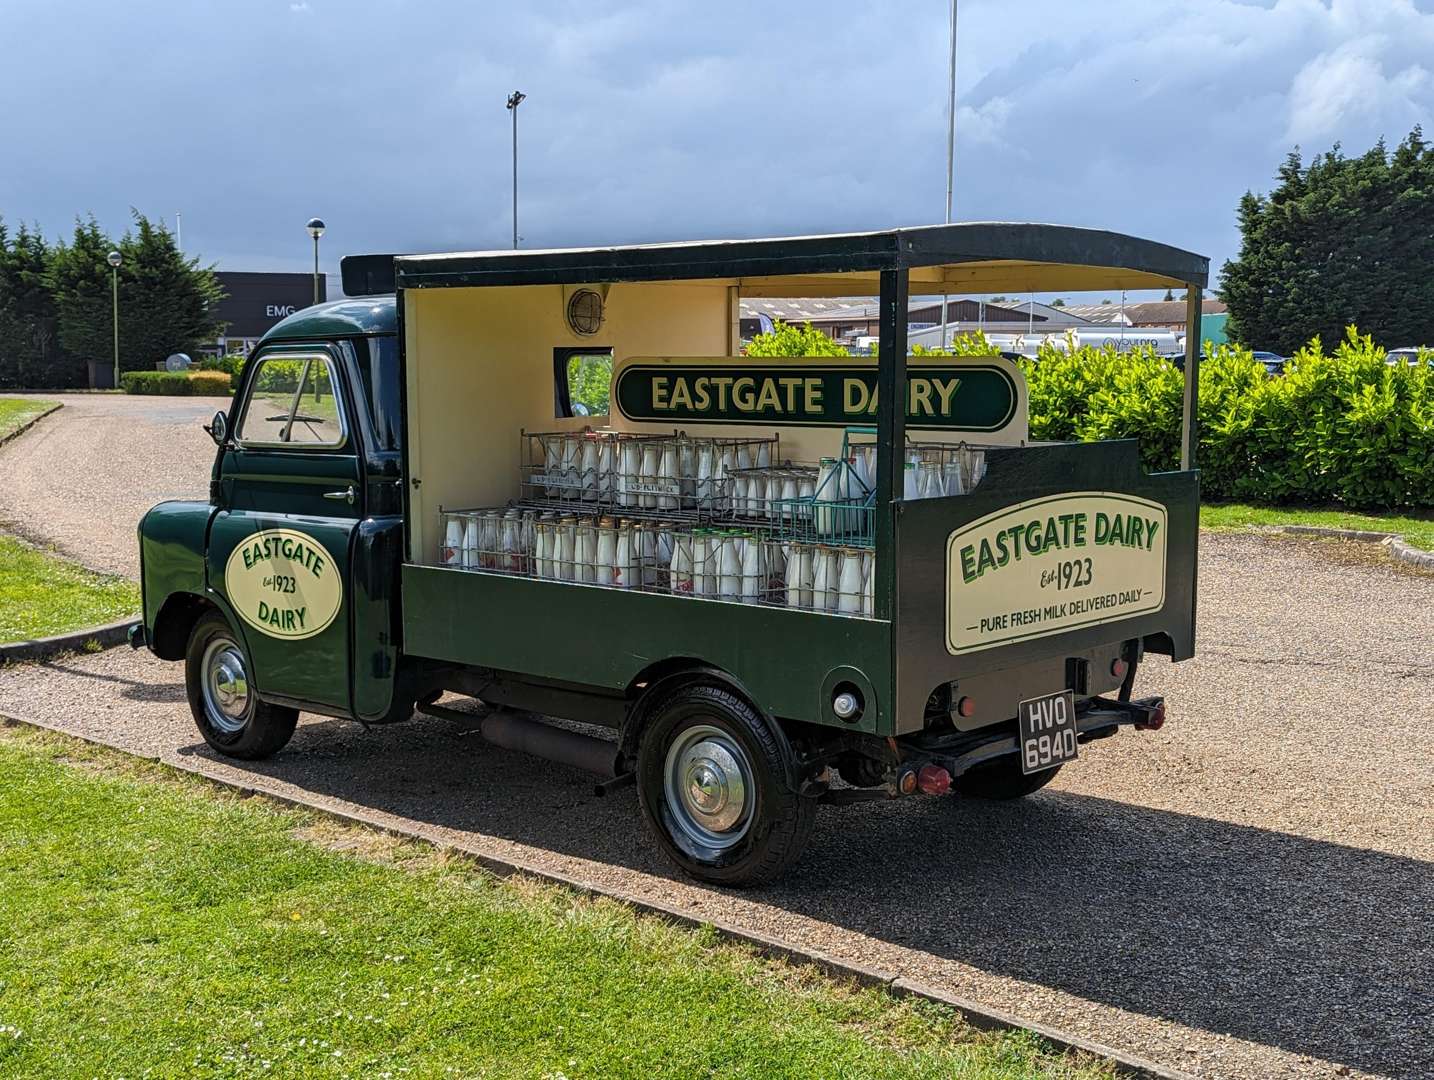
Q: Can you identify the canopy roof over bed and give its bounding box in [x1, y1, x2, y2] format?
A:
[380, 222, 1208, 296]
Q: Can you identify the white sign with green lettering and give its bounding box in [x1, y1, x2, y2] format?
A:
[945, 492, 1167, 655]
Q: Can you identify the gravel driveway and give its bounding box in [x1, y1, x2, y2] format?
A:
[1, 533, 1429, 1080]
[0, 393, 225, 578]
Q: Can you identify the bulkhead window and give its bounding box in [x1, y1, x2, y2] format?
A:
[554, 347, 614, 418]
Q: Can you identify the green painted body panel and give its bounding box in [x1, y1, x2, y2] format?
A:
[400, 567, 895, 734]
[259, 298, 396, 347]
[351, 517, 405, 721]
[138, 500, 214, 632]
[891, 440, 1198, 734]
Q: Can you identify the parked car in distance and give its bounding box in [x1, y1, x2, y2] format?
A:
[1251, 351, 1286, 375]
[1385, 346, 1433, 366]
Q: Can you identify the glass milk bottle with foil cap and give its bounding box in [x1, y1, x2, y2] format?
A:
[670, 531, 694, 594]
[594, 518, 617, 586]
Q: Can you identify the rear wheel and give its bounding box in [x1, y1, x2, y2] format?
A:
[637, 683, 815, 887]
[954, 755, 1061, 800]
[185, 612, 298, 760]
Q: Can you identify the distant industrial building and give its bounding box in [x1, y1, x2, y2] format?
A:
[739, 296, 1044, 343]
[741, 295, 1228, 351]
[204, 272, 328, 357]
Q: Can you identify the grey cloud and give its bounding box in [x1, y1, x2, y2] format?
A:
[2, 0, 1432, 293]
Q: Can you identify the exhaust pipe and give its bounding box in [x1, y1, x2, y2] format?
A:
[479, 710, 620, 778]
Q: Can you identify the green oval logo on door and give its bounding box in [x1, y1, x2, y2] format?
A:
[224, 528, 343, 640]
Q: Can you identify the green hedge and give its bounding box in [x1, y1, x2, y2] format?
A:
[1016, 328, 1433, 510]
[119, 370, 234, 396]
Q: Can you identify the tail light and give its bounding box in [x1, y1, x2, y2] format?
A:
[1136, 702, 1166, 731]
[1111, 658, 1128, 679]
[916, 765, 951, 796]
[955, 696, 976, 718]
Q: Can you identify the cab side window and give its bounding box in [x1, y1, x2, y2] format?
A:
[236, 355, 345, 447]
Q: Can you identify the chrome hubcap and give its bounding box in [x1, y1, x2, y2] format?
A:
[201, 638, 250, 734]
[663, 724, 753, 855]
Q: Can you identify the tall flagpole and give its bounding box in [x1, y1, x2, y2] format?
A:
[940, 0, 957, 348]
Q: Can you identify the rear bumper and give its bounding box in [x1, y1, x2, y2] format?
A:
[909, 694, 1165, 779]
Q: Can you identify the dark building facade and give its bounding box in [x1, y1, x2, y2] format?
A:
[208, 272, 327, 356]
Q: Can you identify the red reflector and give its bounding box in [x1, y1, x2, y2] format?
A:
[956, 696, 976, 718]
[1136, 702, 1167, 731]
[1111, 659, 1128, 679]
[917, 765, 951, 796]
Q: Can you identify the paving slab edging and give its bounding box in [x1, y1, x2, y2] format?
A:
[0, 618, 136, 665]
[0, 401, 62, 450]
[0, 707, 1194, 1080]
[1277, 524, 1434, 571]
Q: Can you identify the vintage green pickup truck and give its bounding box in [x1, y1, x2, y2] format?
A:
[133, 223, 1205, 885]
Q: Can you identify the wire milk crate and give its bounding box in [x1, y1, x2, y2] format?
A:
[440, 506, 679, 591]
[843, 428, 991, 498]
[519, 429, 779, 520]
[752, 429, 877, 548]
[659, 527, 873, 617]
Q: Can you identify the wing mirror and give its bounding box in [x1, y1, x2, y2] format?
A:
[205, 411, 229, 446]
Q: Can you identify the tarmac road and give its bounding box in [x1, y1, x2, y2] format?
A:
[1, 395, 1431, 1078]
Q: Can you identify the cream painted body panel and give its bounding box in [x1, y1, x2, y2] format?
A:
[404, 282, 1029, 564]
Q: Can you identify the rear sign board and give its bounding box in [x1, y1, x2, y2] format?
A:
[945, 493, 1167, 655]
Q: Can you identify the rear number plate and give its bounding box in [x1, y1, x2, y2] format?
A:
[1017, 691, 1078, 774]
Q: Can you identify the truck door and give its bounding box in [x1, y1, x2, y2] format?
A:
[208, 347, 362, 715]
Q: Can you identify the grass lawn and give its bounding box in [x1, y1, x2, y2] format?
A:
[0, 534, 139, 642]
[1201, 503, 1434, 550]
[0, 726, 1109, 1080]
[0, 397, 59, 441]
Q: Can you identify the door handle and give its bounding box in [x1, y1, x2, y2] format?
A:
[324, 485, 356, 506]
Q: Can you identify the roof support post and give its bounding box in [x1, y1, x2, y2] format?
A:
[875, 267, 909, 621]
[1180, 288, 1200, 471]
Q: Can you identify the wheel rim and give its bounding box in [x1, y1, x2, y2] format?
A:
[662, 723, 755, 857]
[201, 637, 251, 735]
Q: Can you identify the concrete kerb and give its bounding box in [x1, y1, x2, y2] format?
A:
[0, 401, 62, 451]
[1277, 524, 1434, 571]
[0, 706, 1194, 1080]
[0, 618, 136, 665]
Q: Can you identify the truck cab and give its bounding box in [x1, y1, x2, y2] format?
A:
[136, 299, 414, 756]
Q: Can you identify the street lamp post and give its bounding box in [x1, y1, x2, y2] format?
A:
[506, 90, 526, 249]
[306, 218, 326, 305]
[107, 250, 122, 389]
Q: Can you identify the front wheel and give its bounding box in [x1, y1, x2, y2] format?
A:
[637, 683, 815, 887]
[185, 612, 298, 760]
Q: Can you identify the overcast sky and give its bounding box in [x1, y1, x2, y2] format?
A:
[3, 0, 1432, 298]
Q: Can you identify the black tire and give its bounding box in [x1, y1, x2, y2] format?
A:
[637, 683, 816, 887]
[185, 612, 298, 760]
[953, 756, 1061, 800]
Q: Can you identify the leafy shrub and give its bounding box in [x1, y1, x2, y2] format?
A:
[119, 370, 233, 396]
[745, 320, 849, 357]
[197, 354, 246, 389]
[1020, 327, 1433, 509]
